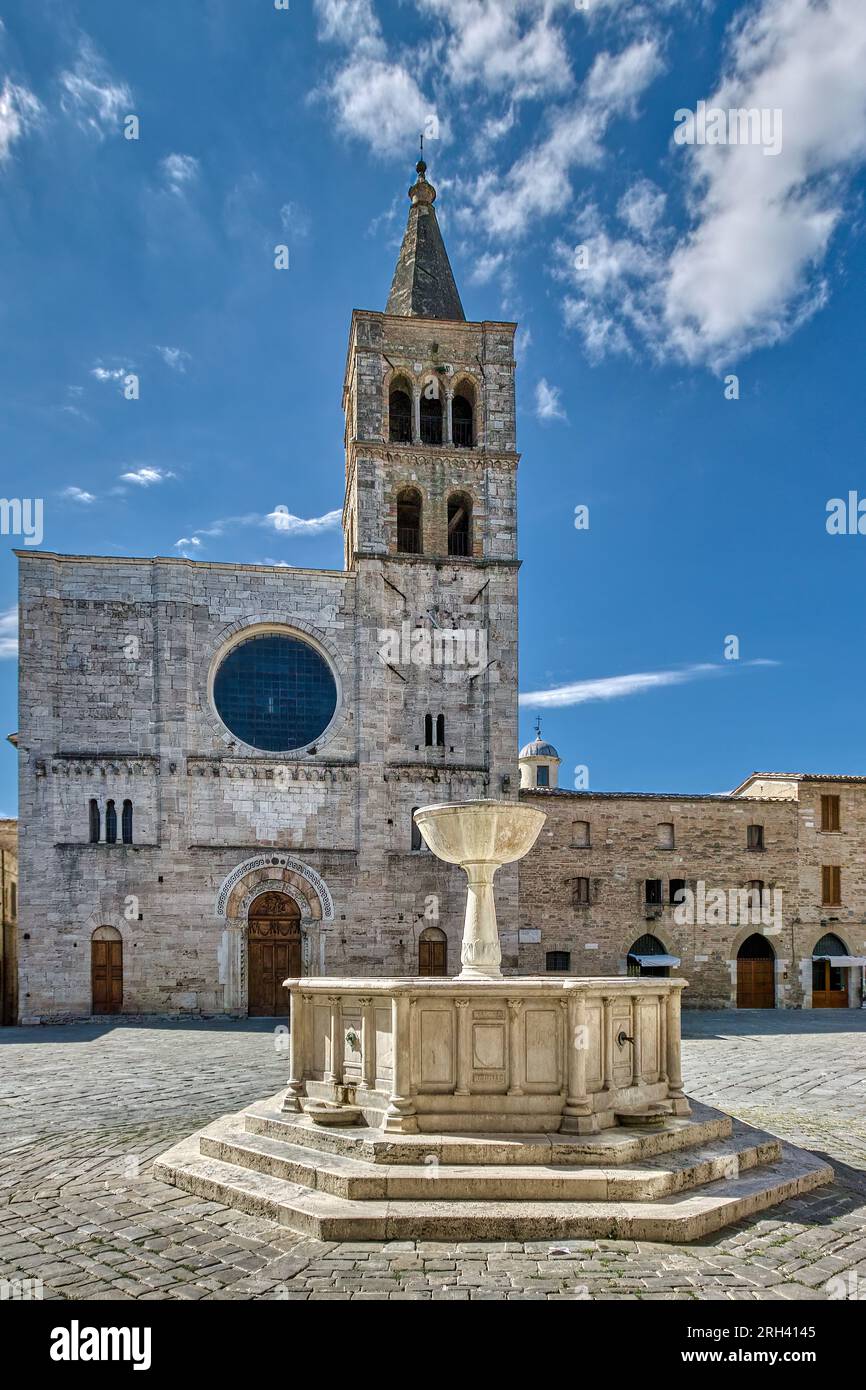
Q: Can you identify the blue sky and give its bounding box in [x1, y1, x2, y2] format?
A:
[2, 0, 866, 815]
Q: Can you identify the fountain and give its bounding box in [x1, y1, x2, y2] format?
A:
[154, 799, 833, 1240]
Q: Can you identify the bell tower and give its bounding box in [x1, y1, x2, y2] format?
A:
[344, 158, 522, 968]
[342, 159, 519, 570]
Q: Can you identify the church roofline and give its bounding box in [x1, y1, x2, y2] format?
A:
[519, 787, 787, 805]
[14, 550, 351, 580]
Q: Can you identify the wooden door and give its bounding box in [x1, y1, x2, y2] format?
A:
[812, 961, 849, 1009]
[248, 893, 301, 1016]
[418, 938, 447, 976]
[737, 957, 774, 1008]
[92, 939, 122, 1014]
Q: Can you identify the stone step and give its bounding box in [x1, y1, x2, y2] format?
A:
[153, 1129, 833, 1243]
[201, 1117, 781, 1203]
[244, 1093, 732, 1167]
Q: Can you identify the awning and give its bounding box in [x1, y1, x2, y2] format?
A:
[628, 953, 681, 968]
[812, 955, 866, 967]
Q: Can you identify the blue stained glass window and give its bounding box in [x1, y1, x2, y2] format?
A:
[213, 633, 337, 752]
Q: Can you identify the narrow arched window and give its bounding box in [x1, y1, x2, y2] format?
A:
[447, 492, 472, 557]
[452, 392, 474, 447]
[419, 385, 443, 445]
[436, 713, 445, 747]
[424, 713, 433, 747]
[396, 486, 422, 554]
[106, 800, 117, 845]
[89, 799, 100, 844]
[389, 382, 412, 443]
[122, 800, 133, 845]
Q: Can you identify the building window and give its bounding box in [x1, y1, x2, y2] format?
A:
[419, 388, 443, 445]
[122, 800, 133, 845]
[536, 765, 549, 787]
[213, 631, 337, 752]
[821, 795, 841, 832]
[657, 822, 674, 849]
[411, 809, 427, 852]
[396, 486, 422, 555]
[572, 820, 590, 847]
[747, 879, 766, 908]
[424, 713, 433, 747]
[669, 878, 686, 906]
[89, 799, 100, 844]
[447, 492, 472, 557]
[452, 391, 474, 447]
[388, 382, 412, 443]
[644, 878, 663, 906]
[572, 877, 590, 907]
[822, 865, 841, 906]
[747, 824, 765, 851]
[436, 713, 445, 747]
[546, 951, 571, 972]
[627, 933, 670, 978]
[106, 800, 117, 845]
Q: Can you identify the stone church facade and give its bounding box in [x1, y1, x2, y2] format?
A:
[14, 162, 866, 1020]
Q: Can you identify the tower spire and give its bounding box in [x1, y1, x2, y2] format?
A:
[385, 158, 466, 322]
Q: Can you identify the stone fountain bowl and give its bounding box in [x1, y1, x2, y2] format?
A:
[413, 799, 546, 867]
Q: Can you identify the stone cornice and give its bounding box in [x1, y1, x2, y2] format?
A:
[186, 758, 356, 782]
[347, 439, 520, 471]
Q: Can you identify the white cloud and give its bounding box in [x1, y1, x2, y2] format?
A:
[0, 78, 42, 164]
[314, 0, 385, 58]
[62, 486, 95, 504]
[58, 37, 131, 137]
[556, 0, 866, 367]
[0, 607, 18, 659]
[91, 363, 128, 382]
[330, 59, 432, 157]
[265, 507, 343, 535]
[280, 201, 311, 238]
[534, 378, 567, 422]
[520, 660, 778, 707]
[469, 251, 506, 286]
[155, 346, 190, 372]
[160, 153, 199, 194]
[120, 467, 175, 487]
[471, 39, 664, 238]
[417, 0, 574, 102]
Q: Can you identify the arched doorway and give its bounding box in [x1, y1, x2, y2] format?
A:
[812, 933, 851, 1009]
[418, 925, 448, 977]
[737, 933, 775, 1008]
[248, 892, 301, 1017]
[626, 933, 674, 977]
[91, 925, 123, 1015]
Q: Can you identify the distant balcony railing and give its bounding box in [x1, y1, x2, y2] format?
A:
[389, 415, 412, 444]
[453, 417, 473, 447]
[420, 415, 443, 446]
[397, 527, 420, 554]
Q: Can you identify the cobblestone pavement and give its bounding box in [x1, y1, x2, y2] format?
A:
[1, 1011, 865, 1301]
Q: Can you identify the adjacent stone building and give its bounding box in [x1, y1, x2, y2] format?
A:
[12, 161, 866, 1021]
[518, 744, 866, 1010]
[0, 818, 18, 1025]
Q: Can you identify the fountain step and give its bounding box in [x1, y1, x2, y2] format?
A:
[244, 1094, 733, 1167]
[200, 1117, 781, 1203]
[153, 1126, 832, 1243]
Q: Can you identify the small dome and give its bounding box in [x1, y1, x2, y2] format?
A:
[520, 737, 559, 760]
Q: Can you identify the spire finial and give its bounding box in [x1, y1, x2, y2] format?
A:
[534, 716, 542, 741]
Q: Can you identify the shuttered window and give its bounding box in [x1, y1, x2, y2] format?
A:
[821, 795, 840, 832]
[822, 865, 841, 905]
